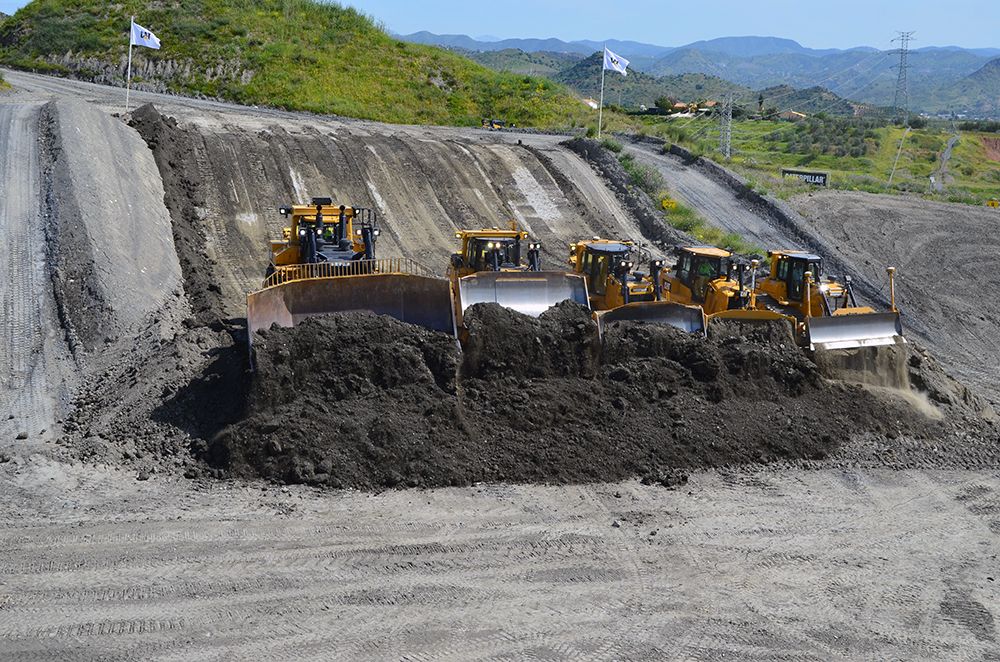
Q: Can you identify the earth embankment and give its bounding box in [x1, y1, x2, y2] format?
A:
[791, 190, 1000, 403]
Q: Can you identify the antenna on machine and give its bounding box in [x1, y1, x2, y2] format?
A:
[890, 31, 915, 124]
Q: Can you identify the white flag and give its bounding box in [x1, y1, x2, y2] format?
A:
[603, 47, 629, 76]
[130, 20, 161, 50]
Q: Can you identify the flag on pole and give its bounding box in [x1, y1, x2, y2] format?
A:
[130, 20, 161, 50]
[603, 47, 629, 76]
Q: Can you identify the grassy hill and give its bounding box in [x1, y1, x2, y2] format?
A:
[462, 48, 582, 77]
[932, 59, 1000, 117]
[0, 0, 589, 127]
[553, 52, 752, 107]
[757, 85, 858, 116]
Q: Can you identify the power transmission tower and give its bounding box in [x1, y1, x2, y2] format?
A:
[719, 94, 733, 159]
[891, 31, 915, 123]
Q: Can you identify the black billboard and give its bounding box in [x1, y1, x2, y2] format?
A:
[781, 169, 829, 186]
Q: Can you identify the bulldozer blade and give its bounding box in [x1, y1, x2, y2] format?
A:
[457, 271, 589, 318]
[247, 274, 456, 341]
[596, 302, 707, 336]
[806, 311, 905, 351]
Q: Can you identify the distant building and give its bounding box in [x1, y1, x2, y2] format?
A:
[582, 98, 599, 110]
[702, 100, 718, 108]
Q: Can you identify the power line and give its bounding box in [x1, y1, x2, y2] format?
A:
[891, 31, 915, 123]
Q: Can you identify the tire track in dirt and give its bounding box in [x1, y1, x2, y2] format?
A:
[0, 102, 66, 445]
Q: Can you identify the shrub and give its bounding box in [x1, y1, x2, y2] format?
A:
[600, 137, 623, 153]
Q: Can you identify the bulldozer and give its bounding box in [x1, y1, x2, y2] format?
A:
[756, 250, 905, 351]
[246, 198, 455, 341]
[449, 225, 589, 328]
[658, 246, 792, 325]
[568, 238, 706, 335]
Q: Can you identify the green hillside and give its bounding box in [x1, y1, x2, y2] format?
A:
[932, 59, 1000, 117]
[553, 52, 751, 107]
[463, 48, 582, 76]
[0, 0, 588, 127]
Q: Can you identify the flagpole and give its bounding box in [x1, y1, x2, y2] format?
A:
[598, 45, 606, 139]
[124, 16, 134, 116]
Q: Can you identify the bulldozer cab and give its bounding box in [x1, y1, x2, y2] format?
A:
[670, 246, 730, 303]
[574, 241, 631, 300]
[772, 251, 822, 303]
[451, 227, 586, 323]
[451, 228, 541, 275]
[271, 198, 379, 269]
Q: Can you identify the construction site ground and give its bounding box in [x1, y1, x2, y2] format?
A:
[1, 69, 999, 660]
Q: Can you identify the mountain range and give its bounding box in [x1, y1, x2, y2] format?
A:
[402, 33, 1000, 117]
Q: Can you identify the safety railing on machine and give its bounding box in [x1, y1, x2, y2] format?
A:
[259, 257, 438, 290]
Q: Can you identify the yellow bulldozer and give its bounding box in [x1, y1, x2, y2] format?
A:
[568, 238, 706, 335]
[756, 250, 905, 351]
[449, 225, 589, 328]
[246, 198, 455, 341]
[658, 246, 791, 324]
[657, 245, 904, 351]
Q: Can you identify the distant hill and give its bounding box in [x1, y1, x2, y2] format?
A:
[551, 52, 753, 108]
[462, 48, 583, 76]
[400, 31, 672, 59]
[756, 85, 857, 116]
[648, 48, 997, 116]
[0, 1, 586, 127]
[677, 36, 863, 58]
[402, 31, 1000, 117]
[932, 58, 1000, 117]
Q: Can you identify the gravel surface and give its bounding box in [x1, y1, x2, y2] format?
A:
[1, 457, 999, 660]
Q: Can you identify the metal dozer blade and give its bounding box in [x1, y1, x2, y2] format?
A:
[596, 301, 707, 336]
[806, 311, 906, 351]
[247, 271, 456, 339]
[456, 271, 590, 318]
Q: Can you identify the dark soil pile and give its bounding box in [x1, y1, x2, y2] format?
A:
[129, 103, 228, 328]
[212, 305, 979, 490]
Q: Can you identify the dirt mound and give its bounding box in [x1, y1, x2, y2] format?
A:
[211, 307, 975, 490]
[461, 300, 601, 379]
[129, 104, 229, 328]
[211, 314, 467, 488]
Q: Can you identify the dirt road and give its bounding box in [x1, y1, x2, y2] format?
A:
[2, 456, 999, 661]
[0, 101, 71, 448]
[624, 141, 796, 248]
[932, 133, 959, 192]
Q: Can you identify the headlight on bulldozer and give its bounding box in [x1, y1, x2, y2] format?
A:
[819, 284, 830, 293]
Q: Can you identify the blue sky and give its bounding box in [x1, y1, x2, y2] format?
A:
[0, 0, 995, 50]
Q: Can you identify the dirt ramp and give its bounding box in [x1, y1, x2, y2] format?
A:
[43, 99, 181, 349]
[212, 310, 964, 490]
